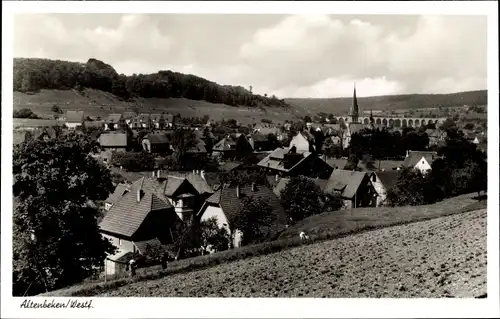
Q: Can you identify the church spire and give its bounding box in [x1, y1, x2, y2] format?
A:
[350, 82, 359, 123]
[370, 109, 374, 124]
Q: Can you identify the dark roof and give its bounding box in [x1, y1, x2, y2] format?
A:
[145, 134, 170, 144]
[66, 111, 84, 123]
[99, 177, 174, 238]
[402, 151, 438, 167]
[202, 172, 222, 188]
[219, 162, 243, 172]
[373, 170, 400, 190]
[186, 142, 207, 154]
[163, 172, 214, 197]
[99, 133, 127, 147]
[324, 169, 368, 199]
[106, 114, 123, 123]
[213, 136, 237, 151]
[203, 184, 287, 234]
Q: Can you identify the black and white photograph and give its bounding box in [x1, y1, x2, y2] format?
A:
[1, 1, 499, 318]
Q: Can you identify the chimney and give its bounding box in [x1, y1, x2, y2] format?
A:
[275, 174, 279, 182]
[157, 170, 160, 179]
[251, 182, 256, 192]
[236, 185, 240, 198]
[136, 190, 141, 202]
[200, 170, 205, 180]
[193, 170, 196, 174]
[406, 150, 409, 157]
[152, 171, 155, 178]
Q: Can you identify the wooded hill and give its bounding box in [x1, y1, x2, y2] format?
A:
[13, 58, 288, 109]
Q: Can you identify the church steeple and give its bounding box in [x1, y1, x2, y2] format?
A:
[370, 109, 374, 124]
[349, 82, 359, 123]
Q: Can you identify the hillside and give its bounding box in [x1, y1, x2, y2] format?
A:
[285, 90, 487, 116]
[99, 208, 486, 297]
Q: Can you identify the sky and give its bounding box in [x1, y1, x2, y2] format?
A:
[13, 14, 487, 98]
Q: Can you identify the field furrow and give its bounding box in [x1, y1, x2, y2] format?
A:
[100, 209, 487, 298]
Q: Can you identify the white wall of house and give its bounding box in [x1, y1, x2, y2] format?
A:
[66, 122, 82, 130]
[289, 133, 310, 152]
[200, 205, 243, 249]
[102, 234, 135, 253]
[414, 157, 432, 174]
[370, 174, 388, 207]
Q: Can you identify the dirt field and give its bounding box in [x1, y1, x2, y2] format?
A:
[99, 209, 486, 298]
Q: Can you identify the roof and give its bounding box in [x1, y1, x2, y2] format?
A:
[373, 170, 400, 190]
[219, 162, 243, 172]
[66, 111, 84, 123]
[163, 113, 174, 122]
[213, 136, 237, 151]
[133, 238, 163, 255]
[99, 177, 174, 238]
[105, 183, 129, 205]
[13, 131, 28, 145]
[99, 133, 127, 147]
[145, 134, 170, 144]
[324, 169, 368, 199]
[257, 147, 312, 173]
[255, 127, 280, 136]
[186, 142, 207, 154]
[403, 151, 438, 168]
[123, 112, 137, 120]
[163, 172, 214, 197]
[106, 250, 134, 263]
[150, 114, 162, 122]
[33, 127, 57, 140]
[325, 158, 347, 170]
[106, 114, 123, 124]
[203, 184, 287, 234]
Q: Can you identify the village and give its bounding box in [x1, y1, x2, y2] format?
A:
[12, 85, 488, 280]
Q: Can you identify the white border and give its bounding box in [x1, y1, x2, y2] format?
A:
[2, 1, 499, 318]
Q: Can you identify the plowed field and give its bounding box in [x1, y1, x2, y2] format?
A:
[100, 209, 487, 298]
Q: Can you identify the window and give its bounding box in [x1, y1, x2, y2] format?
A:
[422, 160, 425, 164]
[372, 175, 376, 182]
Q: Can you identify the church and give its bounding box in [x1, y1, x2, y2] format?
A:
[342, 84, 375, 149]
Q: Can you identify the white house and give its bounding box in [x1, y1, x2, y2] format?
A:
[65, 111, 84, 129]
[289, 131, 315, 152]
[402, 150, 438, 174]
[197, 184, 287, 250]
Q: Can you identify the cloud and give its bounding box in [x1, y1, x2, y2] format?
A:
[13, 14, 487, 98]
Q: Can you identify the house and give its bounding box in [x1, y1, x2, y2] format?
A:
[253, 123, 284, 140]
[162, 171, 214, 223]
[368, 170, 400, 206]
[197, 183, 287, 249]
[99, 133, 128, 152]
[65, 111, 84, 129]
[163, 113, 174, 128]
[32, 127, 57, 142]
[248, 132, 271, 151]
[324, 169, 378, 209]
[130, 114, 151, 129]
[104, 114, 125, 131]
[212, 134, 253, 159]
[289, 131, 315, 152]
[402, 150, 438, 174]
[123, 112, 137, 126]
[99, 177, 181, 274]
[257, 146, 333, 179]
[342, 123, 365, 149]
[142, 134, 170, 154]
[426, 129, 447, 146]
[321, 124, 342, 137]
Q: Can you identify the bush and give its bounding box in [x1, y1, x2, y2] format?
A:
[110, 152, 155, 171]
[13, 108, 41, 119]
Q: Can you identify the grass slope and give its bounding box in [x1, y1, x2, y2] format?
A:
[14, 88, 487, 125]
[41, 193, 485, 297]
[13, 89, 299, 125]
[100, 208, 487, 298]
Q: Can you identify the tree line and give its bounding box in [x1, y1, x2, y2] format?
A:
[13, 58, 289, 108]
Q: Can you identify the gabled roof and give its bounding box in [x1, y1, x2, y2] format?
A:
[163, 173, 214, 197]
[186, 142, 207, 154]
[145, 134, 170, 144]
[203, 184, 287, 234]
[133, 114, 150, 123]
[403, 151, 438, 168]
[163, 113, 174, 122]
[213, 136, 237, 151]
[257, 147, 313, 173]
[99, 177, 174, 238]
[66, 111, 84, 123]
[106, 114, 123, 123]
[372, 170, 400, 191]
[324, 169, 368, 199]
[123, 112, 137, 120]
[33, 127, 57, 140]
[99, 133, 127, 147]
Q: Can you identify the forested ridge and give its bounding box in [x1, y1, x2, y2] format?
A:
[13, 58, 289, 108]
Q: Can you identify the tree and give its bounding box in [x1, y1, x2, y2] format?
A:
[280, 176, 323, 222]
[13, 108, 41, 119]
[231, 197, 275, 246]
[344, 153, 359, 171]
[440, 118, 456, 131]
[303, 115, 312, 123]
[199, 217, 230, 253]
[51, 105, 63, 114]
[385, 167, 428, 206]
[170, 130, 197, 169]
[13, 133, 116, 296]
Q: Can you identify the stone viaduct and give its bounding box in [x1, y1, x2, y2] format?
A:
[333, 116, 447, 128]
